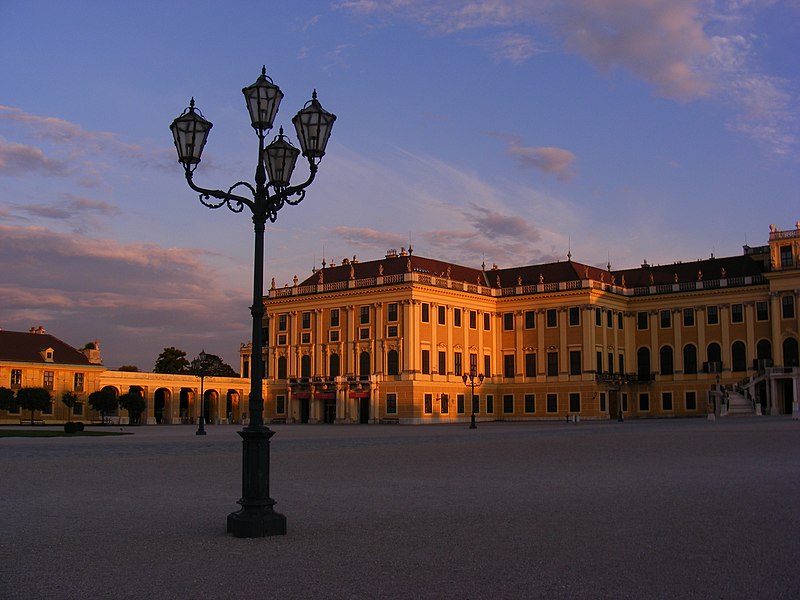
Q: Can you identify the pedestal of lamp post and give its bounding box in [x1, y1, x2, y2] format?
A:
[226, 426, 287, 537]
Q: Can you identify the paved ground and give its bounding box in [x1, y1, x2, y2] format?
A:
[1, 417, 798, 599]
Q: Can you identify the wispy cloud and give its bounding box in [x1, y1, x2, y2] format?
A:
[0, 138, 66, 176]
[490, 133, 576, 180]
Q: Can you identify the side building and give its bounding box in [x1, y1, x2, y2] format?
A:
[248, 223, 800, 424]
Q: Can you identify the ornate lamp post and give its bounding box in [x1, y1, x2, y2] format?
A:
[461, 370, 484, 429]
[170, 66, 336, 538]
[192, 350, 208, 435]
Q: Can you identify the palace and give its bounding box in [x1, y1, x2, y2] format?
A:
[248, 222, 800, 424]
[2, 222, 799, 425]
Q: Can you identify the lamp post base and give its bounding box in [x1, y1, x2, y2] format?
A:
[469, 414, 477, 429]
[196, 416, 207, 435]
[226, 426, 287, 538]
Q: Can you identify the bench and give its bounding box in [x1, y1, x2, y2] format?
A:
[379, 418, 400, 424]
[19, 419, 45, 425]
[270, 418, 287, 424]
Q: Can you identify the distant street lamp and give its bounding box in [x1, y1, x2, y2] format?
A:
[192, 350, 208, 436]
[462, 370, 484, 429]
[170, 66, 336, 538]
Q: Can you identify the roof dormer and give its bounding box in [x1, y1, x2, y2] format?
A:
[41, 347, 55, 362]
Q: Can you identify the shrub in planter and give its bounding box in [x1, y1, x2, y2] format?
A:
[64, 421, 80, 434]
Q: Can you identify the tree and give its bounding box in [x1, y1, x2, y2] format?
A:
[88, 389, 118, 423]
[154, 347, 190, 374]
[194, 352, 239, 377]
[0, 386, 17, 412]
[61, 391, 79, 422]
[118, 391, 146, 425]
[117, 365, 140, 372]
[16, 387, 52, 425]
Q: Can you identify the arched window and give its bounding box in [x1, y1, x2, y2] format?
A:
[301, 354, 311, 378]
[329, 353, 340, 378]
[731, 341, 747, 372]
[707, 343, 721, 372]
[784, 337, 799, 367]
[277, 356, 287, 380]
[756, 339, 772, 361]
[359, 351, 371, 377]
[683, 344, 698, 375]
[387, 349, 400, 376]
[637, 347, 651, 381]
[660, 346, 674, 376]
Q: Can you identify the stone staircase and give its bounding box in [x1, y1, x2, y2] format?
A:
[725, 390, 756, 416]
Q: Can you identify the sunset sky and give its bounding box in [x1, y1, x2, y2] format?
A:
[1, 0, 797, 370]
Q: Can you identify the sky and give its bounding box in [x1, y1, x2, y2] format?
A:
[0, 0, 797, 371]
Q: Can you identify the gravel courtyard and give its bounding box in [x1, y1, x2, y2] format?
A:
[2, 418, 798, 599]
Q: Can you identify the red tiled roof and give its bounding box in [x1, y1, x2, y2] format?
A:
[0, 331, 93, 366]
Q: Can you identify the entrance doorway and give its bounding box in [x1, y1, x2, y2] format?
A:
[781, 379, 794, 414]
[299, 398, 310, 423]
[608, 390, 620, 420]
[323, 399, 336, 423]
[359, 396, 370, 424]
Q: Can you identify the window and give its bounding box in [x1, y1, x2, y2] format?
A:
[278, 314, 287, 331]
[524, 394, 535, 413]
[330, 309, 340, 327]
[546, 309, 557, 328]
[660, 346, 674, 376]
[547, 352, 558, 376]
[685, 391, 697, 411]
[73, 402, 84, 416]
[359, 352, 371, 377]
[683, 344, 698, 375]
[483, 313, 491, 331]
[242, 359, 250, 379]
[360, 306, 370, 324]
[731, 341, 747, 372]
[438, 305, 446, 325]
[440, 394, 449, 414]
[424, 394, 433, 414]
[637, 311, 649, 330]
[599, 392, 606, 412]
[73, 372, 84, 392]
[662, 392, 673, 411]
[301, 332, 311, 344]
[782, 295, 796, 319]
[359, 328, 370, 340]
[421, 350, 430, 374]
[780, 245, 793, 267]
[453, 308, 462, 327]
[503, 354, 515, 378]
[731, 303, 744, 324]
[525, 310, 536, 329]
[438, 351, 446, 375]
[546, 393, 558, 413]
[706, 343, 722, 372]
[596, 351, 603, 374]
[454, 352, 463, 377]
[486, 395, 494, 414]
[421, 303, 430, 323]
[503, 312, 514, 330]
[386, 393, 397, 414]
[619, 354, 625, 375]
[42, 401, 52, 415]
[683, 308, 695, 327]
[457, 394, 465, 414]
[707, 305, 719, 325]
[617, 312, 624, 330]
[469, 353, 478, 373]
[637, 347, 651, 381]
[569, 393, 580, 413]
[595, 308, 602, 326]
[484, 355, 491, 378]
[329, 330, 340, 342]
[301, 312, 311, 329]
[277, 334, 287, 345]
[503, 394, 514, 414]
[387, 303, 398, 322]
[387, 325, 398, 337]
[469, 310, 477, 329]
[606, 310, 613, 328]
[525, 353, 536, 377]
[277, 357, 287, 379]
[43, 371, 54, 390]
[639, 392, 650, 411]
[329, 353, 341, 377]
[756, 301, 769, 321]
[569, 306, 580, 326]
[608, 353, 614, 374]
[622, 393, 629, 412]
[387, 350, 400, 376]
[569, 350, 582, 375]
[660, 310, 671, 329]
[276, 395, 286, 414]
[300, 355, 312, 378]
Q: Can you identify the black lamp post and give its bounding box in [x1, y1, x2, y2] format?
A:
[192, 350, 208, 435]
[461, 370, 484, 429]
[170, 66, 336, 538]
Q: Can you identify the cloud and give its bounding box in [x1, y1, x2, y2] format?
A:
[480, 32, 541, 62]
[0, 138, 66, 175]
[491, 133, 576, 180]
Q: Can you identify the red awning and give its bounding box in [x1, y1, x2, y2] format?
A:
[315, 392, 336, 400]
[349, 391, 370, 399]
[293, 392, 312, 400]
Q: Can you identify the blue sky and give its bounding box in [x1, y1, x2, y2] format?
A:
[0, 0, 797, 370]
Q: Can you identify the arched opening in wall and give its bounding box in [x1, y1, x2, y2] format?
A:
[659, 346, 674, 376]
[301, 355, 311, 379]
[784, 337, 799, 367]
[329, 353, 340, 377]
[101, 386, 119, 416]
[126, 385, 145, 425]
[636, 347, 651, 381]
[154, 388, 170, 424]
[277, 356, 287, 380]
[731, 341, 747, 372]
[683, 344, 698, 375]
[756, 339, 772, 369]
[707, 343, 722, 372]
[387, 349, 400, 376]
[203, 389, 218, 424]
[226, 390, 239, 423]
[359, 351, 370, 378]
[179, 388, 192, 423]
